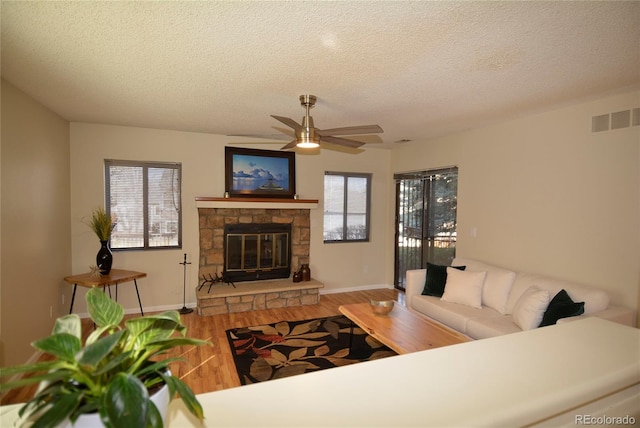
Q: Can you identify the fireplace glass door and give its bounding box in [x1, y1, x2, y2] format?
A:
[225, 229, 290, 281]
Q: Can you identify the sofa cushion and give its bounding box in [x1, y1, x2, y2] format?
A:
[411, 295, 485, 334]
[440, 268, 486, 309]
[451, 258, 516, 314]
[422, 263, 466, 297]
[466, 315, 522, 339]
[539, 289, 585, 327]
[507, 272, 609, 315]
[481, 269, 516, 315]
[512, 286, 550, 330]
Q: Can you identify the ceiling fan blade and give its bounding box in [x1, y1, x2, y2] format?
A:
[271, 115, 303, 131]
[320, 135, 366, 148]
[281, 140, 298, 150]
[317, 124, 383, 136]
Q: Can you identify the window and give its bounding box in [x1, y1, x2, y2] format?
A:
[105, 159, 182, 250]
[323, 171, 371, 243]
[393, 167, 458, 289]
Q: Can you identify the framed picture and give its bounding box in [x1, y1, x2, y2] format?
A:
[225, 147, 296, 198]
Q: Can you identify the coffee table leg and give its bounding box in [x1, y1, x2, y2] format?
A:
[348, 320, 355, 356]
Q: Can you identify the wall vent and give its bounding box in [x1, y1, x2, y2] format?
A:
[611, 110, 631, 130]
[592, 107, 640, 133]
[591, 114, 609, 132]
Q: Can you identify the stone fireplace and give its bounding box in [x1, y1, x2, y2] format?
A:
[198, 207, 310, 281]
[195, 198, 322, 315]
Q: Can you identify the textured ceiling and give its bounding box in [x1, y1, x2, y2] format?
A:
[2, 1, 639, 149]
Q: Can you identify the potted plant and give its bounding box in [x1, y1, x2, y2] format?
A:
[0, 287, 210, 427]
[86, 208, 116, 275]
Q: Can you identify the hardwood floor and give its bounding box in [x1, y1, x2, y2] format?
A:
[1, 288, 400, 405]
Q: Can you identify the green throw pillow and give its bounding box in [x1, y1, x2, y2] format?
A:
[539, 289, 585, 327]
[422, 263, 466, 297]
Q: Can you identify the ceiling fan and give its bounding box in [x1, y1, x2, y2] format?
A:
[272, 95, 383, 150]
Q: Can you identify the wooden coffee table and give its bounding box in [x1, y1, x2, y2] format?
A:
[339, 302, 469, 354]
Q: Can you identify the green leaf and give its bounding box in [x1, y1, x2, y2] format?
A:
[29, 390, 82, 428]
[32, 333, 81, 361]
[86, 324, 113, 345]
[135, 359, 179, 378]
[92, 350, 133, 376]
[52, 314, 82, 339]
[76, 330, 125, 367]
[164, 375, 204, 420]
[0, 368, 69, 391]
[0, 359, 60, 379]
[87, 287, 124, 327]
[146, 401, 164, 428]
[101, 373, 148, 428]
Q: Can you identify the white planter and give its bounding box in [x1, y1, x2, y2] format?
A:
[61, 381, 171, 428]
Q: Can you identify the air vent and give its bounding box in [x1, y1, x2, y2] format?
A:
[592, 107, 640, 133]
[611, 110, 631, 130]
[591, 114, 609, 132]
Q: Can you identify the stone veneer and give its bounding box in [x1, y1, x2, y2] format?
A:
[198, 207, 311, 279]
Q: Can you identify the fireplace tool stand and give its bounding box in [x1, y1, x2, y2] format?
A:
[178, 253, 193, 314]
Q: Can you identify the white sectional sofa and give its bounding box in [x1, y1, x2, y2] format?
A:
[405, 257, 636, 339]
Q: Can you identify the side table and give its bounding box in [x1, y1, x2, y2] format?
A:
[63, 269, 147, 315]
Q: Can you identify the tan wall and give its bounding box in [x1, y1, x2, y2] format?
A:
[392, 90, 640, 319]
[0, 79, 71, 367]
[69, 124, 393, 314]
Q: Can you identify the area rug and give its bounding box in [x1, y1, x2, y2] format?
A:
[226, 315, 396, 385]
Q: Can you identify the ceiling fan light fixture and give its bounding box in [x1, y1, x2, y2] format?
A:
[296, 138, 320, 149]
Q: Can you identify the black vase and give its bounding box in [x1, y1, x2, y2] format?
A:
[97, 240, 113, 275]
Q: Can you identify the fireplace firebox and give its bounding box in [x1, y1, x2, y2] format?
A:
[223, 223, 292, 283]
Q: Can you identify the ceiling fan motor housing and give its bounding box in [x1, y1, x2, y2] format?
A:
[299, 94, 316, 108]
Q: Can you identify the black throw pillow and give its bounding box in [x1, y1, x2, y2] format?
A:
[539, 289, 585, 327]
[422, 263, 466, 297]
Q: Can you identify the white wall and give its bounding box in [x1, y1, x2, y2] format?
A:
[1, 79, 71, 367]
[70, 124, 393, 313]
[392, 90, 640, 314]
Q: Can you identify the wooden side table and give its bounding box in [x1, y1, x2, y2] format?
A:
[63, 269, 147, 315]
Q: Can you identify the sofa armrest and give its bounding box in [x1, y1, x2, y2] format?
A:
[405, 269, 426, 308]
[556, 305, 637, 328]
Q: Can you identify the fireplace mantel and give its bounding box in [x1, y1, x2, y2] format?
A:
[195, 197, 319, 209]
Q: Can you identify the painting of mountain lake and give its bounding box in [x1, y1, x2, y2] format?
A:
[225, 147, 296, 198]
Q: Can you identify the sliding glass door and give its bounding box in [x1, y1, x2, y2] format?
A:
[394, 168, 458, 290]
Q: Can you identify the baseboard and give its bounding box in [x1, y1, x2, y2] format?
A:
[74, 303, 198, 319]
[73, 285, 394, 318]
[319, 283, 394, 295]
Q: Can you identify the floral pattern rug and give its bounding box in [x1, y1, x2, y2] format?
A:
[226, 315, 396, 385]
